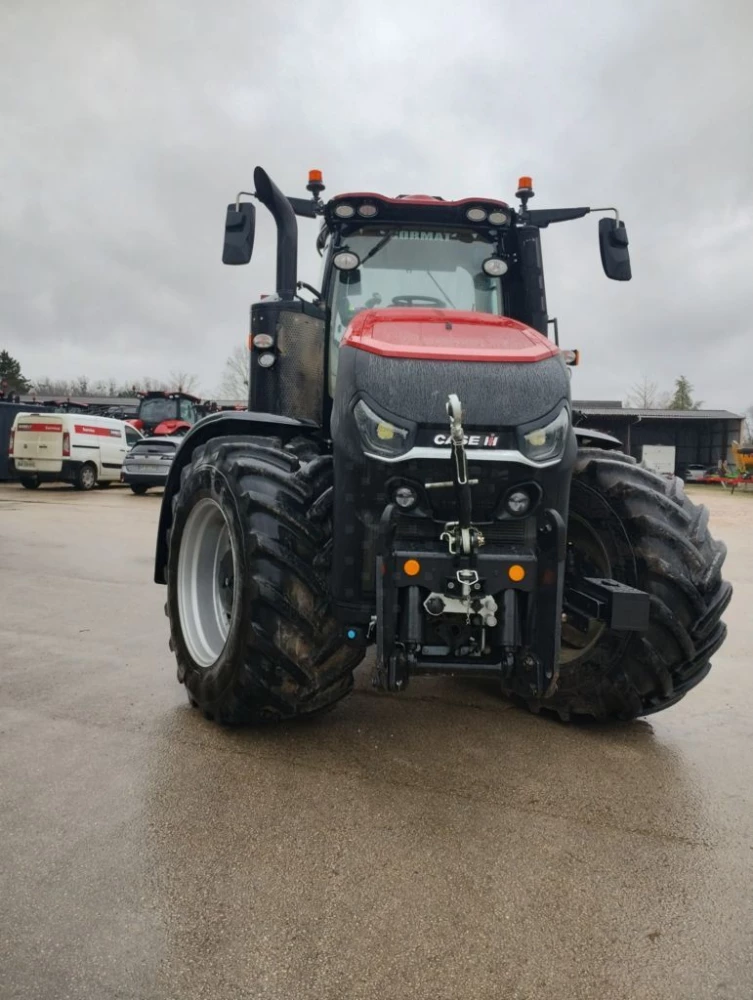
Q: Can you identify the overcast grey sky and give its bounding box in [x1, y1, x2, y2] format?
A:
[1, 0, 752, 407]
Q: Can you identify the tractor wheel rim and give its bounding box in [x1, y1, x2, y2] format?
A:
[177, 498, 235, 668]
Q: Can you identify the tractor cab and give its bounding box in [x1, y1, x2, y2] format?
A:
[321, 193, 512, 390]
[220, 169, 631, 423]
[129, 391, 202, 437]
[41, 399, 90, 415]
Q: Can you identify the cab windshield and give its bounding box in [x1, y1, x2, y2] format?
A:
[328, 225, 504, 391]
[140, 398, 178, 423]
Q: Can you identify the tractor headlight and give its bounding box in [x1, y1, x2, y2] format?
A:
[519, 407, 570, 463]
[354, 400, 411, 458]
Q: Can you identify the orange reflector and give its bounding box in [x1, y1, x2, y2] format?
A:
[517, 176, 533, 190]
[508, 564, 526, 583]
[309, 169, 323, 183]
[403, 559, 421, 577]
[246, 333, 253, 351]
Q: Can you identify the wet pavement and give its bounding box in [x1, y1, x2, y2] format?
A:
[1, 481, 752, 999]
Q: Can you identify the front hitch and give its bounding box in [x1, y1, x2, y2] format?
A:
[439, 394, 485, 556]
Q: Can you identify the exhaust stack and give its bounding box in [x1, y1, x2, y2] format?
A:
[253, 166, 298, 300]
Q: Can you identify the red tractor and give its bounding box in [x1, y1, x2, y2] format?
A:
[127, 390, 203, 437]
[153, 167, 731, 726]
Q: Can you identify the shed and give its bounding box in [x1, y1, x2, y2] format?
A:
[573, 401, 744, 474]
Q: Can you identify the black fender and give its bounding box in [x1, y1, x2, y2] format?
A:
[573, 426, 623, 450]
[153, 411, 318, 584]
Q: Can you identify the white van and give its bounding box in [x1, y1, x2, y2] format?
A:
[9, 412, 143, 490]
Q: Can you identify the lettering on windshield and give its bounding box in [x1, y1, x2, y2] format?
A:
[395, 231, 451, 241]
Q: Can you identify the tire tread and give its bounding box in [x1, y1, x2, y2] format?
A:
[167, 435, 362, 724]
[520, 451, 731, 721]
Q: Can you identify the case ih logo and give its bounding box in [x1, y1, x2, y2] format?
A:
[433, 433, 500, 447]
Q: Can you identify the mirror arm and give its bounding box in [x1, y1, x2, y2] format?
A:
[234, 191, 255, 210]
[525, 207, 590, 227]
[589, 206, 620, 226]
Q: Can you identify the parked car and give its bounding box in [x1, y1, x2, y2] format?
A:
[121, 435, 180, 494]
[9, 412, 143, 490]
[683, 465, 711, 482]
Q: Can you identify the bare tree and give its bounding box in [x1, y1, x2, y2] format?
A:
[219, 345, 249, 400]
[32, 377, 75, 396]
[29, 375, 183, 399]
[625, 375, 675, 409]
[625, 376, 660, 408]
[168, 370, 200, 394]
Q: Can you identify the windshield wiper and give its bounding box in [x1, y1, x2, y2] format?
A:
[359, 233, 393, 267]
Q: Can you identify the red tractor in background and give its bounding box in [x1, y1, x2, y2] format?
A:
[127, 390, 204, 437]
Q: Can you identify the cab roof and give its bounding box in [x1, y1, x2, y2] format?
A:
[323, 192, 512, 231]
[138, 390, 202, 402]
[332, 192, 510, 208]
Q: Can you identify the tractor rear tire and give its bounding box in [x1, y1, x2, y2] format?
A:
[166, 435, 364, 724]
[519, 448, 732, 722]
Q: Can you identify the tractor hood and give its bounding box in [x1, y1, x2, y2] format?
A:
[342, 308, 559, 364]
[333, 308, 570, 434]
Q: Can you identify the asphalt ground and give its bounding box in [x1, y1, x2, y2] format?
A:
[1, 481, 751, 1000]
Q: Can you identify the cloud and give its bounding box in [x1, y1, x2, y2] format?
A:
[1, 0, 751, 408]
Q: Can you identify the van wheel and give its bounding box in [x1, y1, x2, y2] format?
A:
[131, 485, 149, 495]
[74, 463, 97, 491]
[20, 476, 40, 490]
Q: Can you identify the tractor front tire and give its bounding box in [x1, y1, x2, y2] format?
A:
[166, 435, 363, 724]
[522, 449, 732, 722]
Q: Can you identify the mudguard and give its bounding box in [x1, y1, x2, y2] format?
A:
[153, 411, 317, 584]
[573, 426, 622, 449]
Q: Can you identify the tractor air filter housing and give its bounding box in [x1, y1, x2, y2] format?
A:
[249, 300, 325, 425]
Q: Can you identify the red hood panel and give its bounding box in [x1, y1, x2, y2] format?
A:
[341, 309, 559, 363]
[154, 419, 191, 436]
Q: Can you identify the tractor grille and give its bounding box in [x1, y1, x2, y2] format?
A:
[395, 518, 533, 546]
[275, 310, 324, 421]
[424, 481, 503, 522]
[249, 303, 325, 423]
[362, 462, 511, 523]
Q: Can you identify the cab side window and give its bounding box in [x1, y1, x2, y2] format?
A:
[125, 426, 140, 448]
[179, 399, 197, 422]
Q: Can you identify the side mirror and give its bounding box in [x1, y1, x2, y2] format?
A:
[599, 217, 631, 281]
[222, 202, 256, 265]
